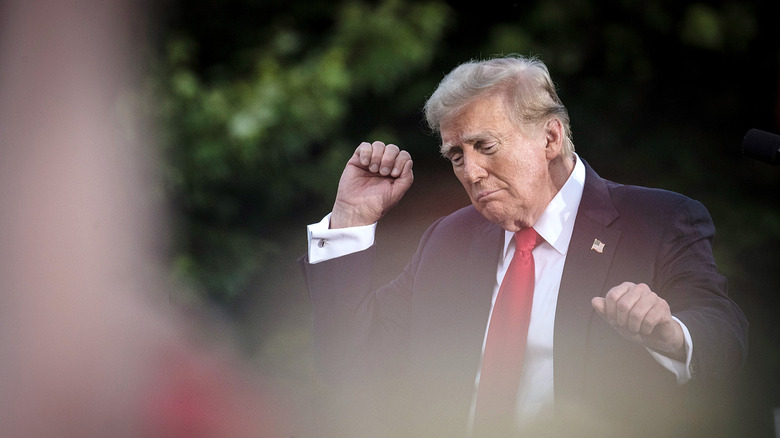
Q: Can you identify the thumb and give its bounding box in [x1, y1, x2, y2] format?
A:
[398, 159, 414, 183]
[591, 297, 606, 316]
[391, 160, 414, 194]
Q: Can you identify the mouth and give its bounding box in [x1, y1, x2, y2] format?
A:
[476, 189, 500, 202]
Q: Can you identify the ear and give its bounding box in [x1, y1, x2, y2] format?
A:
[543, 118, 564, 159]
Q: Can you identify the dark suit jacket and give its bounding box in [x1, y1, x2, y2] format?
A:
[301, 161, 748, 437]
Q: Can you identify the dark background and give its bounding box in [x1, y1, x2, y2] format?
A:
[143, 1, 780, 435]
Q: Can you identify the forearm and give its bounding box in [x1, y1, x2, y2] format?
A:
[301, 246, 378, 383]
[656, 199, 748, 379]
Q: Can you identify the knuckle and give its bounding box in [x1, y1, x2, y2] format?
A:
[616, 301, 632, 313]
[644, 315, 660, 329]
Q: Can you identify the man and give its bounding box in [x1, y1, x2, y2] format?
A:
[301, 56, 748, 437]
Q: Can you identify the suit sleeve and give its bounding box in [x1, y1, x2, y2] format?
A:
[654, 198, 748, 380]
[299, 217, 446, 384]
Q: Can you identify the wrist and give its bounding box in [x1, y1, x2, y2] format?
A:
[652, 321, 686, 361]
[330, 202, 378, 229]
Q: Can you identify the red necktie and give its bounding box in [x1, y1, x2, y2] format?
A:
[473, 227, 542, 434]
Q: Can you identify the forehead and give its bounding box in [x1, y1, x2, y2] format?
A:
[440, 95, 516, 148]
[441, 96, 505, 135]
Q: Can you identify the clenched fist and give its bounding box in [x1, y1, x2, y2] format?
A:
[592, 282, 685, 360]
[330, 141, 414, 229]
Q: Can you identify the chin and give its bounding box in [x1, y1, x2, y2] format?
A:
[476, 209, 515, 231]
[492, 215, 530, 232]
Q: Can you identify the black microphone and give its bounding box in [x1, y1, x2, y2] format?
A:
[742, 128, 780, 165]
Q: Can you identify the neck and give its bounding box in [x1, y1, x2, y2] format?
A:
[549, 153, 576, 193]
[517, 154, 574, 230]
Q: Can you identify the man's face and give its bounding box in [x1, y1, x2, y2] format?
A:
[439, 94, 560, 232]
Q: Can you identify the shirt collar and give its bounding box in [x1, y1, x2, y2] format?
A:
[503, 154, 586, 257]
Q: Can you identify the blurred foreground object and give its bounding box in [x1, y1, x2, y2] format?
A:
[0, 0, 289, 436]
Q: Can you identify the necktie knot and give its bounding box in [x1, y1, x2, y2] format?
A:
[514, 227, 542, 254]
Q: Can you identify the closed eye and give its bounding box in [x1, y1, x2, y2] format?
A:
[448, 150, 463, 165]
[477, 141, 497, 153]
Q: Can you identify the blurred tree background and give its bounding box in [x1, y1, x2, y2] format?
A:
[139, 0, 779, 435]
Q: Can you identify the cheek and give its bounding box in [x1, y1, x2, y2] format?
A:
[505, 161, 543, 191]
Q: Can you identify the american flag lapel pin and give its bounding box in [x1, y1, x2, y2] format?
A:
[591, 239, 605, 254]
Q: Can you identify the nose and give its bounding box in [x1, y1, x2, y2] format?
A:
[462, 152, 487, 183]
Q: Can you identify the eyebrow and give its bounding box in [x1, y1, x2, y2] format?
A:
[440, 142, 458, 156]
[440, 132, 492, 155]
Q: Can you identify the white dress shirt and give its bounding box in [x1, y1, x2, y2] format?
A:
[307, 154, 693, 432]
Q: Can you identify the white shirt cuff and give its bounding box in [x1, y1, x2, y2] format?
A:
[646, 316, 694, 384]
[306, 213, 377, 264]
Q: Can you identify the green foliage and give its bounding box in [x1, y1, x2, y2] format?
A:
[681, 3, 757, 51]
[145, 0, 451, 304]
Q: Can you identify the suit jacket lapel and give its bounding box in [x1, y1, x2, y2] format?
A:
[554, 161, 622, 406]
[411, 212, 503, 429]
[462, 217, 504, 355]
